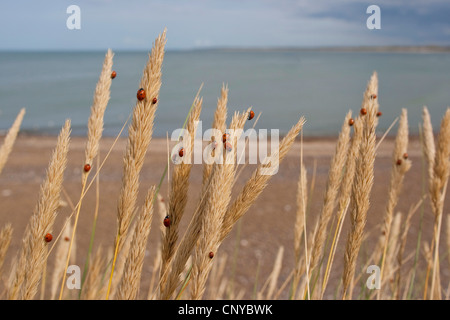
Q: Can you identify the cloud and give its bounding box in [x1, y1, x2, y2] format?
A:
[273, 0, 450, 45]
[0, 0, 449, 50]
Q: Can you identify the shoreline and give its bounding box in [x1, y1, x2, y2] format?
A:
[4, 132, 425, 157]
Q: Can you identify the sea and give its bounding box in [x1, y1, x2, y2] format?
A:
[0, 50, 449, 138]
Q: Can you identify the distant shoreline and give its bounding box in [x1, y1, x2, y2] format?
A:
[1, 46, 450, 54]
[186, 46, 450, 54]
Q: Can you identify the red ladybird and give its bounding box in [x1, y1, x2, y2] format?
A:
[360, 108, 367, 116]
[377, 111, 383, 117]
[222, 133, 230, 143]
[179, 148, 184, 157]
[111, 71, 117, 79]
[163, 215, 171, 227]
[44, 233, 53, 243]
[396, 159, 402, 166]
[224, 142, 232, 152]
[137, 88, 146, 101]
[371, 94, 377, 99]
[348, 118, 355, 126]
[84, 164, 91, 172]
[209, 251, 214, 259]
[248, 110, 255, 121]
[403, 153, 408, 159]
[152, 97, 158, 104]
[64, 236, 70, 242]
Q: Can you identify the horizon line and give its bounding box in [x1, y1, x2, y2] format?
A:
[1, 45, 450, 53]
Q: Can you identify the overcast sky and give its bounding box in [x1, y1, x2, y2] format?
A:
[0, 0, 449, 50]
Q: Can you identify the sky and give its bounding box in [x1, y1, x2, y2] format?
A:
[0, 0, 449, 50]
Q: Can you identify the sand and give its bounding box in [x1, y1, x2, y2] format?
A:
[0, 133, 446, 299]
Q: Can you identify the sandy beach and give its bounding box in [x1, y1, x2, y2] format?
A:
[0, 133, 446, 299]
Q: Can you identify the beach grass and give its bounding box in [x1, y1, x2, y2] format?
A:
[0, 30, 449, 301]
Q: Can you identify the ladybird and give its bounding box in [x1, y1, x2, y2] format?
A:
[371, 94, 377, 99]
[111, 71, 117, 79]
[360, 108, 367, 116]
[396, 159, 402, 166]
[348, 118, 355, 126]
[224, 142, 233, 152]
[403, 153, 408, 159]
[152, 97, 158, 104]
[44, 233, 53, 243]
[84, 164, 91, 172]
[179, 148, 184, 157]
[209, 251, 214, 259]
[163, 215, 171, 228]
[64, 236, 70, 241]
[137, 88, 146, 101]
[248, 110, 255, 121]
[222, 133, 230, 143]
[377, 111, 383, 117]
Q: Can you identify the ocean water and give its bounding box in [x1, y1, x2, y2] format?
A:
[0, 50, 449, 137]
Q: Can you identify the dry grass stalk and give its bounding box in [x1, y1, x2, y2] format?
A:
[190, 111, 249, 300]
[257, 247, 284, 300]
[157, 193, 168, 243]
[381, 212, 402, 299]
[421, 106, 436, 299]
[429, 108, 450, 299]
[8, 120, 71, 300]
[158, 106, 249, 300]
[116, 186, 156, 300]
[108, 30, 166, 299]
[159, 96, 202, 289]
[342, 72, 378, 299]
[381, 108, 411, 240]
[202, 84, 228, 191]
[293, 161, 307, 296]
[0, 108, 25, 175]
[422, 106, 436, 182]
[115, 29, 166, 256]
[216, 277, 231, 300]
[0, 224, 13, 279]
[59, 49, 113, 299]
[81, 247, 107, 300]
[50, 218, 75, 300]
[376, 109, 411, 299]
[264, 246, 284, 300]
[447, 215, 450, 267]
[368, 250, 415, 300]
[207, 253, 228, 299]
[84, 49, 114, 176]
[146, 249, 162, 300]
[220, 116, 306, 242]
[321, 117, 363, 298]
[309, 111, 352, 274]
[394, 199, 421, 299]
[146, 193, 166, 300]
[109, 220, 135, 299]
